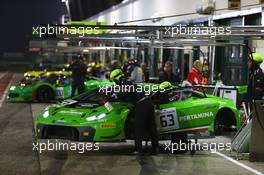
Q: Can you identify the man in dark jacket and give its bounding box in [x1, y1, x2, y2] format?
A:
[159, 61, 180, 84]
[110, 69, 158, 154]
[68, 55, 87, 97]
[247, 53, 264, 104]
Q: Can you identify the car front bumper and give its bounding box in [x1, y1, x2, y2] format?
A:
[36, 124, 96, 142]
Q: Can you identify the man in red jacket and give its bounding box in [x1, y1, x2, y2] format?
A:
[187, 60, 203, 85]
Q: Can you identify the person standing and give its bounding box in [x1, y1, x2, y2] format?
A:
[247, 53, 264, 104]
[68, 55, 87, 97]
[187, 60, 203, 85]
[141, 63, 150, 83]
[110, 69, 158, 154]
[134, 96, 158, 155]
[159, 61, 180, 84]
[134, 81, 177, 155]
[130, 59, 144, 83]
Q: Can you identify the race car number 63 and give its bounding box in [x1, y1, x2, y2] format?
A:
[56, 87, 64, 99]
[160, 114, 174, 127]
[157, 107, 179, 132]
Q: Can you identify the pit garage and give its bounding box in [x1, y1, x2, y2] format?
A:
[1, 0, 264, 175]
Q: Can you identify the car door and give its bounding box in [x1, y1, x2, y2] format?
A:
[156, 89, 219, 134]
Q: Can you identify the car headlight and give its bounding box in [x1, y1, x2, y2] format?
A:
[9, 86, 16, 91]
[43, 111, 49, 118]
[86, 113, 106, 121]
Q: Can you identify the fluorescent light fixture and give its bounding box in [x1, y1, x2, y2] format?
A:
[82, 46, 138, 50]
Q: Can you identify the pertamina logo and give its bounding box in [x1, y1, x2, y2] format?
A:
[180, 112, 213, 122]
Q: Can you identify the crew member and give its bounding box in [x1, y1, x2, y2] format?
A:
[159, 61, 180, 84]
[134, 81, 178, 155]
[130, 59, 144, 83]
[201, 59, 209, 85]
[110, 68, 130, 85]
[110, 69, 158, 154]
[247, 53, 264, 104]
[134, 95, 158, 155]
[187, 60, 203, 85]
[68, 55, 87, 97]
[141, 63, 150, 83]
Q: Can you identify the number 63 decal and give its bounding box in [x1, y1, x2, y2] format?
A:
[160, 114, 175, 127]
[156, 107, 179, 132]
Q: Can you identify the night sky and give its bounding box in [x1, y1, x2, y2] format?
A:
[0, 0, 67, 55]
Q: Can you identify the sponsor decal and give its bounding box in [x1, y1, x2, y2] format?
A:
[104, 102, 113, 111]
[100, 124, 116, 128]
[58, 110, 83, 115]
[156, 107, 179, 131]
[180, 112, 213, 122]
[56, 87, 64, 99]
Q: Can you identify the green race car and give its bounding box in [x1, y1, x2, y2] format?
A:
[35, 86, 240, 141]
[24, 70, 72, 81]
[8, 74, 112, 102]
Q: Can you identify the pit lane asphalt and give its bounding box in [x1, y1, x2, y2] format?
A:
[0, 74, 40, 175]
[0, 74, 264, 175]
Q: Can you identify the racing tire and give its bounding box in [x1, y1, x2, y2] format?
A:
[214, 117, 225, 136]
[37, 86, 55, 102]
[214, 108, 236, 136]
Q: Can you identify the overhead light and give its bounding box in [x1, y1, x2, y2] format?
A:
[122, 0, 129, 4]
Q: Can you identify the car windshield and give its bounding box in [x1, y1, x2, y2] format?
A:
[74, 86, 143, 104]
[73, 88, 105, 103]
[176, 88, 206, 101]
[73, 86, 206, 105]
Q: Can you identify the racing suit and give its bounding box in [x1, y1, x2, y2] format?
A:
[187, 67, 202, 85]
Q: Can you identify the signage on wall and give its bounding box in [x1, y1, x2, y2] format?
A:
[228, 0, 241, 10]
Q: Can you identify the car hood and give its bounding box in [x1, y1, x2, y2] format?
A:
[8, 85, 31, 93]
[37, 101, 133, 126]
[38, 103, 110, 125]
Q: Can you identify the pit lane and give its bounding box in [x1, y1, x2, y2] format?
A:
[0, 74, 263, 175]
